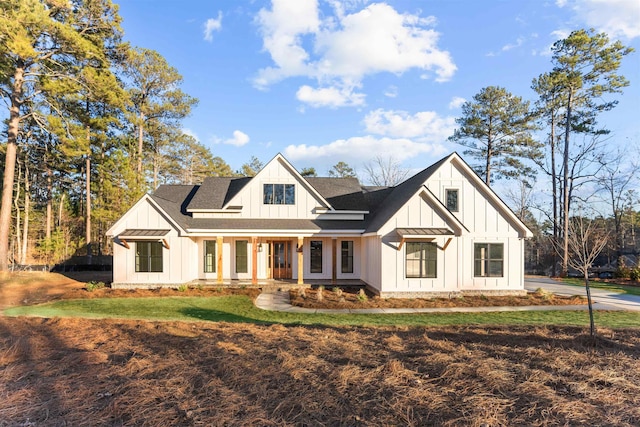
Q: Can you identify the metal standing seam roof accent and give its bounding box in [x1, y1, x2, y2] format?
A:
[396, 227, 454, 237]
[119, 229, 171, 238]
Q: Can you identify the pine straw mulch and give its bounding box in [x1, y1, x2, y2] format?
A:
[290, 287, 587, 310]
[0, 317, 639, 426]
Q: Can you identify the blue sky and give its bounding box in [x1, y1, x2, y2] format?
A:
[116, 0, 640, 178]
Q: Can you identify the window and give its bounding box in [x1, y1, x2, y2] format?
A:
[236, 240, 248, 273]
[341, 241, 354, 273]
[406, 242, 437, 278]
[446, 189, 459, 212]
[310, 240, 322, 273]
[135, 241, 163, 272]
[474, 243, 504, 277]
[204, 240, 216, 273]
[263, 184, 295, 205]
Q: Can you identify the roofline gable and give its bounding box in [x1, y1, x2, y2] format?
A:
[222, 153, 334, 210]
[106, 193, 186, 237]
[437, 152, 533, 238]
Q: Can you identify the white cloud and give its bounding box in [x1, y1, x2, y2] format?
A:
[558, 0, 640, 40]
[296, 85, 365, 108]
[363, 109, 456, 140]
[203, 11, 223, 42]
[254, 1, 456, 107]
[448, 96, 466, 109]
[213, 130, 250, 147]
[501, 36, 525, 51]
[384, 85, 398, 98]
[283, 135, 447, 165]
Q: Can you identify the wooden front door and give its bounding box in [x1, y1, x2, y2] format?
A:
[271, 241, 292, 279]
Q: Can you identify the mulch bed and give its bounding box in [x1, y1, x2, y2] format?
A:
[0, 317, 638, 426]
[290, 287, 587, 309]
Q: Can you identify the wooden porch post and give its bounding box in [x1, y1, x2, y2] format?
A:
[332, 238, 337, 285]
[297, 236, 304, 285]
[216, 236, 223, 284]
[251, 236, 258, 285]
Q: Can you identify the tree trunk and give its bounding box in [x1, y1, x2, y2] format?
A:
[562, 91, 573, 277]
[137, 111, 144, 181]
[550, 116, 558, 277]
[584, 273, 595, 338]
[13, 162, 22, 266]
[21, 165, 30, 265]
[485, 122, 492, 185]
[86, 153, 92, 262]
[0, 65, 25, 271]
[45, 136, 52, 240]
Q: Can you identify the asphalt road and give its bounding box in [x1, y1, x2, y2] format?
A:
[525, 276, 640, 312]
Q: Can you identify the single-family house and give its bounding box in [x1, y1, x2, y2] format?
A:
[106, 152, 532, 297]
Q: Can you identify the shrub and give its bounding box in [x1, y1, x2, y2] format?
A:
[86, 281, 105, 292]
[316, 285, 324, 301]
[332, 287, 343, 297]
[616, 260, 631, 279]
[178, 284, 188, 292]
[630, 268, 640, 282]
[298, 287, 307, 298]
[357, 288, 368, 302]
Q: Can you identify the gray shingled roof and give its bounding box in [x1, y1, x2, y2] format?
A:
[363, 154, 453, 233]
[147, 153, 456, 235]
[186, 177, 251, 210]
[305, 177, 366, 210]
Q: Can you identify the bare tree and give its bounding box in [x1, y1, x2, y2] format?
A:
[597, 150, 639, 264]
[562, 212, 609, 338]
[363, 156, 410, 187]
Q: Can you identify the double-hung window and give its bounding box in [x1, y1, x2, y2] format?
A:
[236, 240, 248, 273]
[263, 184, 295, 205]
[310, 241, 323, 273]
[474, 243, 504, 277]
[341, 241, 354, 273]
[204, 240, 216, 273]
[405, 242, 437, 278]
[135, 241, 163, 272]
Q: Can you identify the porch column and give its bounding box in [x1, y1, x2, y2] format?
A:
[251, 236, 258, 285]
[297, 236, 304, 285]
[216, 236, 223, 284]
[331, 238, 337, 285]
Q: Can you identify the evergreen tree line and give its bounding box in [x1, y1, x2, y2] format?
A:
[449, 29, 638, 277]
[0, 3, 637, 274]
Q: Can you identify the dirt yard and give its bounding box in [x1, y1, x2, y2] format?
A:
[1, 273, 639, 426]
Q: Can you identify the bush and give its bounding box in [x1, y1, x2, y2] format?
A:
[316, 285, 324, 301]
[86, 281, 105, 292]
[616, 260, 631, 279]
[630, 268, 640, 282]
[332, 287, 343, 297]
[178, 284, 188, 292]
[357, 288, 368, 302]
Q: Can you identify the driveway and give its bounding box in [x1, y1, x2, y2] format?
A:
[525, 276, 640, 312]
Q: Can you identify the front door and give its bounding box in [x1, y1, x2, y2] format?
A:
[272, 241, 292, 279]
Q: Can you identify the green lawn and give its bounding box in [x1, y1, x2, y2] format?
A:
[4, 295, 640, 328]
[560, 278, 640, 296]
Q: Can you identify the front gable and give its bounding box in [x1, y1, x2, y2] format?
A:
[222, 153, 333, 220]
[106, 194, 184, 238]
[377, 185, 467, 237]
[425, 153, 532, 238]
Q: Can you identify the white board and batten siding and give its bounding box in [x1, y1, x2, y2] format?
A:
[111, 199, 197, 286]
[425, 159, 525, 292]
[377, 191, 461, 294]
[225, 158, 326, 220]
